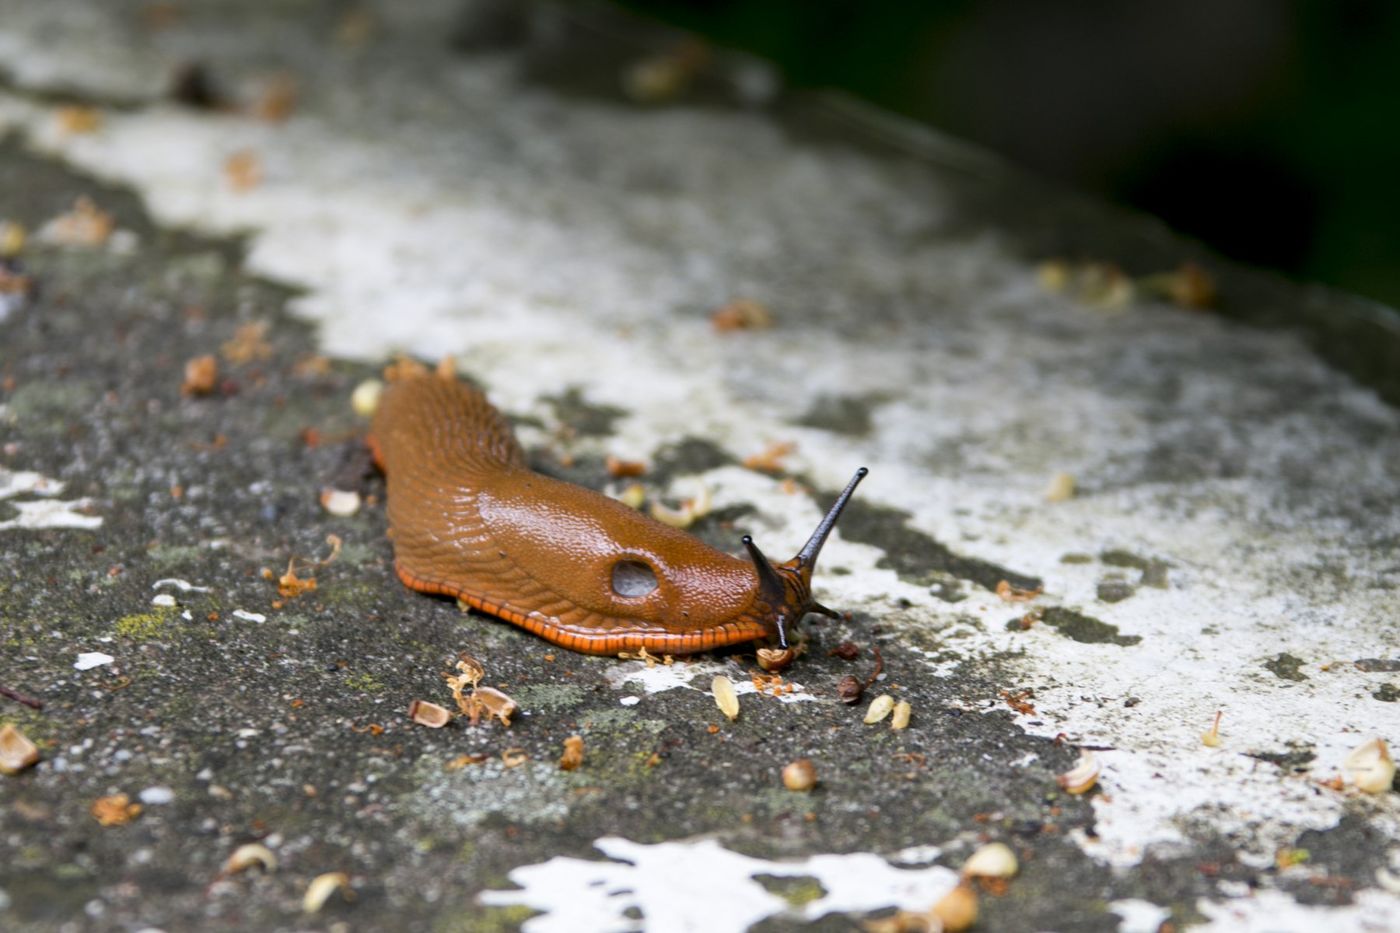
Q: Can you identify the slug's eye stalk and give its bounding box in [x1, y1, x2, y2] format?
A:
[741, 467, 868, 648]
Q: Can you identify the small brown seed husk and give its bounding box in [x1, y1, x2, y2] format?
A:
[712, 675, 740, 721]
[837, 674, 864, 704]
[408, 699, 452, 728]
[559, 734, 585, 771]
[0, 724, 40, 775]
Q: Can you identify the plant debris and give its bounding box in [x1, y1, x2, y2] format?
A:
[782, 758, 818, 792]
[38, 195, 114, 247]
[864, 694, 895, 724]
[0, 724, 40, 774]
[1344, 738, 1395, 794]
[742, 440, 796, 474]
[1056, 751, 1101, 795]
[90, 793, 142, 826]
[1201, 710, 1223, 748]
[995, 580, 1043, 602]
[0, 685, 43, 710]
[223, 842, 278, 874]
[891, 699, 912, 730]
[710, 296, 774, 332]
[962, 842, 1018, 879]
[408, 699, 452, 728]
[221, 321, 273, 364]
[711, 674, 740, 721]
[558, 734, 585, 771]
[605, 455, 647, 478]
[181, 354, 219, 396]
[302, 872, 354, 913]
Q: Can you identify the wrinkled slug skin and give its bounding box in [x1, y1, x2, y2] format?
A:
[369, 375, 773, 654]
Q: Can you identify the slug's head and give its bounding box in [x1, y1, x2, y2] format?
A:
[741, 467, 868, 653]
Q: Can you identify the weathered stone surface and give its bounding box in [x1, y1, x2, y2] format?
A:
[1, 1, 1398, 931]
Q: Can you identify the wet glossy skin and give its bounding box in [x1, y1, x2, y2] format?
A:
[368, 373, 831, 655]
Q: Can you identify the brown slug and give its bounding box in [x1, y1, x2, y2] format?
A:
[368, 371, 866, 657]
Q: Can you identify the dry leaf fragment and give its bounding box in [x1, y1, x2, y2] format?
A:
[181, 354, 219, 396]
[457, 654, 485, 687]
[90, 793, 142, 826]
[408, 699, 452, 728]
[0, 724, 40, 775]
[995, 580, 1043, 602]
[711, 297, 773, 332]
[864, 694, 895, 724]
[1344, 738, 1395, 794]
[501, 747, 529, 768]
[559, 734, 585, 771]
[712, 675, 740, 721]
[302, 871, 354, 913]
[782, 758, 817, 792]
[962, 842, 1018, 879]
[1057, 751, 1101, 795]
[224, 842, 278, 874]
[891, 700, 912, 731]
[742, 441, 796, 474]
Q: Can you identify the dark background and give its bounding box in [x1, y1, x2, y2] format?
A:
[619, 0, 1400, 308]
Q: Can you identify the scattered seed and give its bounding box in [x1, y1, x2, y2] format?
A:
[350, 378, 384, 417]
[0, 724, 40, 775]
[558, 734, 584, 771]
[1344, 738, 1395, 794]
[961, 842, 1018, 879]
[932, 882, 979, 932]
[712, 675, 740, 721]
[891, 700, 912, 731]
[1044, 471, 1075, 503]
[782, 758, 818, 792]
[1056, 751, 1101, 795]
[224, 842, 278, 874]
[408, 699, 452, 728]
[302, 871, 353, 913]
[864, 694, 895, 724]
[616, 483, 647, 509]
[501, 748, 529, 768]
[319, 487, 362, 517]
[469, 687, 518, 727]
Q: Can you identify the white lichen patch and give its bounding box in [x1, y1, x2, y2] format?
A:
[478, 835, 959, 932]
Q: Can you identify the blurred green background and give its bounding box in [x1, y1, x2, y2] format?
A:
[620, 0, 1400, 308]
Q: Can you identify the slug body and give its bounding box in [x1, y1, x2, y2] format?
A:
[369, 373, 865, 657]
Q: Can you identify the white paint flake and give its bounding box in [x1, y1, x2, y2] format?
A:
[231, 610, 266, 624]
[74, 652, 113, 671]
[0, 468, 100, 530]
[479, 835, 958, 932]
[151, 578, 212, 593]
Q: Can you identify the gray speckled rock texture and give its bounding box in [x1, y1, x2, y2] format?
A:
[1, 2, 1398, 931]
